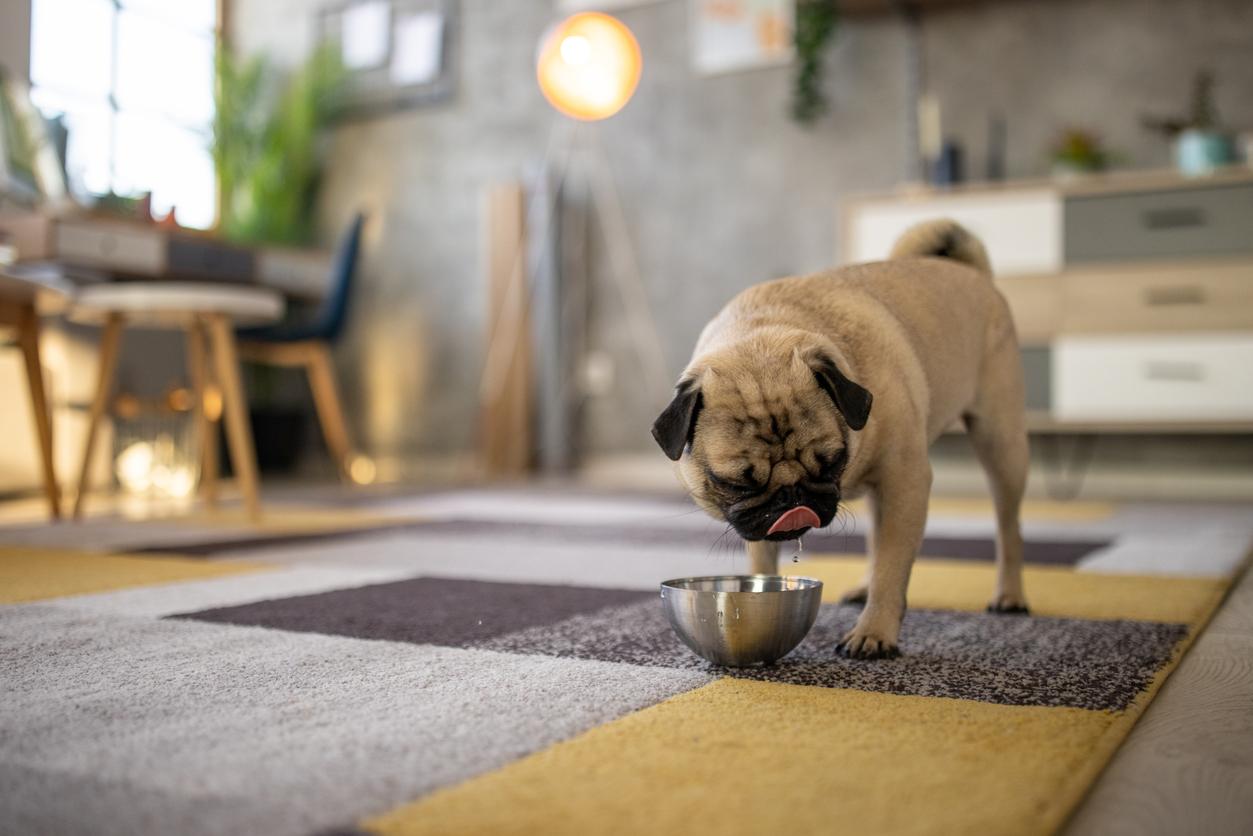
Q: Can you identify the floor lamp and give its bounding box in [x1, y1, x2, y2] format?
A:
[479, 12, 672, 472]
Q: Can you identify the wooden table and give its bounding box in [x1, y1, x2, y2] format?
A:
[0, 268, 72, 518]
[0, 211, 337, 519]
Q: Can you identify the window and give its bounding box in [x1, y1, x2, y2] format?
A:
[29, 0, 218, 229]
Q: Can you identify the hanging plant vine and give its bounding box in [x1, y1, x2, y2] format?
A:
[791, 0, 839, 124]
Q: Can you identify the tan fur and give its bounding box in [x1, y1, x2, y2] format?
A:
[667, 219, 1029, 658]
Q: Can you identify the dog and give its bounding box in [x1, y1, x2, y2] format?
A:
[651, 219, 1029, 659]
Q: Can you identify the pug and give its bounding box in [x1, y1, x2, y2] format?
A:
[652, 219, 1029, 659]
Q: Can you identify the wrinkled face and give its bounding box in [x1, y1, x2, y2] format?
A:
[656, 349, 869, 542]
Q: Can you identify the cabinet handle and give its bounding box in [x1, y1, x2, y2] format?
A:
[1144, 360, 1205, 382]
[1141, 207, 1206, 229]
[1143, 285, 1205, 306]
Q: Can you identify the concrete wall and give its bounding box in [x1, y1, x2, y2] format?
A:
[0, 0, 31, 79]
[229, 0, 1253, 468]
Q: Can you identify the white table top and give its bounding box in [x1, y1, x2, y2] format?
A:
[69, 282, 284, 328]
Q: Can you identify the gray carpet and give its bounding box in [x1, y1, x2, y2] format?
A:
[0, 604, 710, 836]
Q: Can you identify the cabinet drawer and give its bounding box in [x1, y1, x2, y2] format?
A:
[1053, 334, 1253, 421]
[996, 274, 1062, 343]
[1021, 346, 1052, 412]
[1064, 184, 1253, 264]
[55, 220, 165, 274]
[845, 190, 1061, 276]
[1060, 260, 1253, 333]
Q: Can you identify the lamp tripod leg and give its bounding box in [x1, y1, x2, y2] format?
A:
[583, 130, 673, 396]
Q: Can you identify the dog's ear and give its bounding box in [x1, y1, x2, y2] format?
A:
[651, 379, 703, 461]
[811, 354, 873, 431]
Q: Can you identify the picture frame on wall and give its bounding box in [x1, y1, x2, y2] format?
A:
[690, 0, 795, 76]
[319, 0, 458, 119]
[555, 0, 665, 10]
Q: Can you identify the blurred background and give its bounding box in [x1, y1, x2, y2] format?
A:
[1, 0, 1252, 521]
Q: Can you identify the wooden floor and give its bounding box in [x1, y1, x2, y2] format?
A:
[1066, 560, 1253, 835]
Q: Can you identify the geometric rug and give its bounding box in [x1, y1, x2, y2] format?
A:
[1, 488, 1249, 836]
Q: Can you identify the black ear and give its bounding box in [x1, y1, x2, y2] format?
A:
[651, 380, 703, 461]
[811, 355, 873, 431]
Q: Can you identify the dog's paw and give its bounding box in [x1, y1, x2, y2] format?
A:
[839, 585, 868, 606]
[838, 623, 900, 660]
[986, 593, 1030, 615]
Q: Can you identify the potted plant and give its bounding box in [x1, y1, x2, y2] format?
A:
[791, 0, 839, 125]
[213, 45, 345, 246]
[1142, 70, 1234, 175]
[1049, 129, 1117, 179]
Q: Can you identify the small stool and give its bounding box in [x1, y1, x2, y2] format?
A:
[69, 282, 284, 521]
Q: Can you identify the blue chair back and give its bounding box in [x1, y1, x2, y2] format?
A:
[310, 213, 365, 343]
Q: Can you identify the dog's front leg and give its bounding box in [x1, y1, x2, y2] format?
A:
[746, 540, 780, 575]
[839, 464, 930, 659]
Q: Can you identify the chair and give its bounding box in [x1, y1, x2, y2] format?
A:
[236, 213, 364, 482]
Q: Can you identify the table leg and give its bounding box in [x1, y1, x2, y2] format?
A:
[206, 314, 261, 522]
[17, 305, 60, 519]
[73, 313, 125, 519]
[185, 319, 219, 505]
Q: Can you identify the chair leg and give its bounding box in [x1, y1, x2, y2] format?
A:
[305, 343, 355, 481]
[206, 314, 262, 522]
[17, 305, 60, 519]
[185, 319, 219, 506]
[73, 313, 125, 519]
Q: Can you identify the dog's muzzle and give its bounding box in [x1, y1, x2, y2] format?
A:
[726, 484, 837, 541]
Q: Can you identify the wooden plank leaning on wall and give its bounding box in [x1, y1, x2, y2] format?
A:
[480, 182, 534, 476]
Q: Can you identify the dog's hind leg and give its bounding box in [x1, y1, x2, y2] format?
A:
[965, 342, 1030, 614]
[746, 540, 780, 575]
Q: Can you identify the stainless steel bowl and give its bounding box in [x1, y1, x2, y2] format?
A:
[660, 575, 823, 667]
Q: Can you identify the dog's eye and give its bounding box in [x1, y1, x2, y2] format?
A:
[708, 470, 759, 495]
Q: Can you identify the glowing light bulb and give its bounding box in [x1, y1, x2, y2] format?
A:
[537, 13, 641, 121]
[116, 442, 155, 493]
[560, 34, 591, 66]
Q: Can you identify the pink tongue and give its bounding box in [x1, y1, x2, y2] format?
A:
[767, 506, 821, 536]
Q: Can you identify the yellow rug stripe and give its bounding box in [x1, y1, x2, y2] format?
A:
[799, 555, 1225, 623]
[0, 547, 267, 604]
[171, 504, 402, 534]
[367, 679, 1115, 836]
[843, 495, 1115, 522]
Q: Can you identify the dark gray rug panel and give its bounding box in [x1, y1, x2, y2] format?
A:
[173, 577, 652, 645]
[479, 599, 1187, 712]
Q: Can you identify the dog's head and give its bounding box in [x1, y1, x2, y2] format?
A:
[651, 339, 872, 541]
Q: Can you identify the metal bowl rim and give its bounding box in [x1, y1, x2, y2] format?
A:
[660, 574, 824, 592]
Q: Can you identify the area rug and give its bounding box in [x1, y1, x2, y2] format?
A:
[1, 490, 1249, 836]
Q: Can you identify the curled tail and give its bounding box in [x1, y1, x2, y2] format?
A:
[889, 219, 992, 276]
